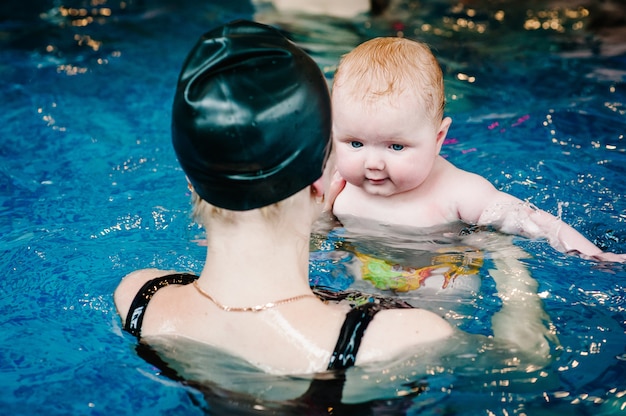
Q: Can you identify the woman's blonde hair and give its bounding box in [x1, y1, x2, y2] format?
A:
[333, 37, 445, 121]
[190, 189, 290, 226]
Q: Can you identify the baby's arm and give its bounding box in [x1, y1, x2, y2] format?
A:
[456, 172, 626, 262]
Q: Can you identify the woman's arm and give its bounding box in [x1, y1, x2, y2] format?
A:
[487, 236, 558, 367]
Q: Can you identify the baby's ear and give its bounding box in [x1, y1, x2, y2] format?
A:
[436, 117, 452, 151]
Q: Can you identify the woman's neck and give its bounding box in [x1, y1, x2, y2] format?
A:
[197, 212, 314, 304]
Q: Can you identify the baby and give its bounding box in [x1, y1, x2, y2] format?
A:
[330, 37, 625, 263]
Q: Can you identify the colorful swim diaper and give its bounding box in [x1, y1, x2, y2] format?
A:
[356, 248, 484, 292]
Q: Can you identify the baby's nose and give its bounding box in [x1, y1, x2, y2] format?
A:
[364, 152, 384, 170]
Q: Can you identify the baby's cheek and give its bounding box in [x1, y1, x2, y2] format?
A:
[336, 162, 361, 186]
[336, 164, 353, 182]
[384, 162, 412, 185]
[334, 151, 353, 173]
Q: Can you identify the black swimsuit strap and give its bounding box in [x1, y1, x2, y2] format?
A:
[313, 287, 413, 370]
[326, 302, 384, 370]
[124, 273, 199, 337]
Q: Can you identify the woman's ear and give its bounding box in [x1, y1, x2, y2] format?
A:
[311, 177, 324, 203]
[185, 176, 194, 192]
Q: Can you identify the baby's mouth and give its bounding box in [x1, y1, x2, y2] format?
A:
[366, 177, 387, 185]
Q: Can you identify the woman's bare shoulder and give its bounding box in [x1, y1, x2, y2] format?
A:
[113, 268, 177, 323]
[356, 307, 453, 364]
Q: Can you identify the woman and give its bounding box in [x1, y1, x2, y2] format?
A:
[114, 19, 451, 376]
[114, 21, 551, 383]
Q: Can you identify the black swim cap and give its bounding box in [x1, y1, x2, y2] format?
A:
[172, 20, 331, 211]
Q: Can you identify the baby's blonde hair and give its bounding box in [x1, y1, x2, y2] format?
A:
[333, 37, 445, 122]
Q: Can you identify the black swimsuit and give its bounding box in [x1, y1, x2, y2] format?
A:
[124, 273, 414, 371]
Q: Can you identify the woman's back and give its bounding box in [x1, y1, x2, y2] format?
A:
[116, 267, 453, 374]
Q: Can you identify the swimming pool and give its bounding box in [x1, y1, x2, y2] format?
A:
[1, 0, 625, 414]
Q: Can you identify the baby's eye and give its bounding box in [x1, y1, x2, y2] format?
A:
[390, 144, 404, 151]
[350, 141, 363, 148]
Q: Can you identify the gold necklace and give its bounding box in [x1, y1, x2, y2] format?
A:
[192, 281, 316, 312]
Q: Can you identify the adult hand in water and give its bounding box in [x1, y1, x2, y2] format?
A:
[323, 170, 346, 213]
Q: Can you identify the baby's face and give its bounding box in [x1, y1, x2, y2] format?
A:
[332, 90, 442, 198]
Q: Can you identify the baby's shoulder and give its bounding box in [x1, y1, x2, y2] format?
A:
[436, 158, 496, 195]
[438, 157, 486, 181]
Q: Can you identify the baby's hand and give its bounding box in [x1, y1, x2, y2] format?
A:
[323, 171, 346, 213]
[589, 252, 626, 263]
[570, 249, 626, 263]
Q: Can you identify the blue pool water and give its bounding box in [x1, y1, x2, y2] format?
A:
[1, 0, 625, 414]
